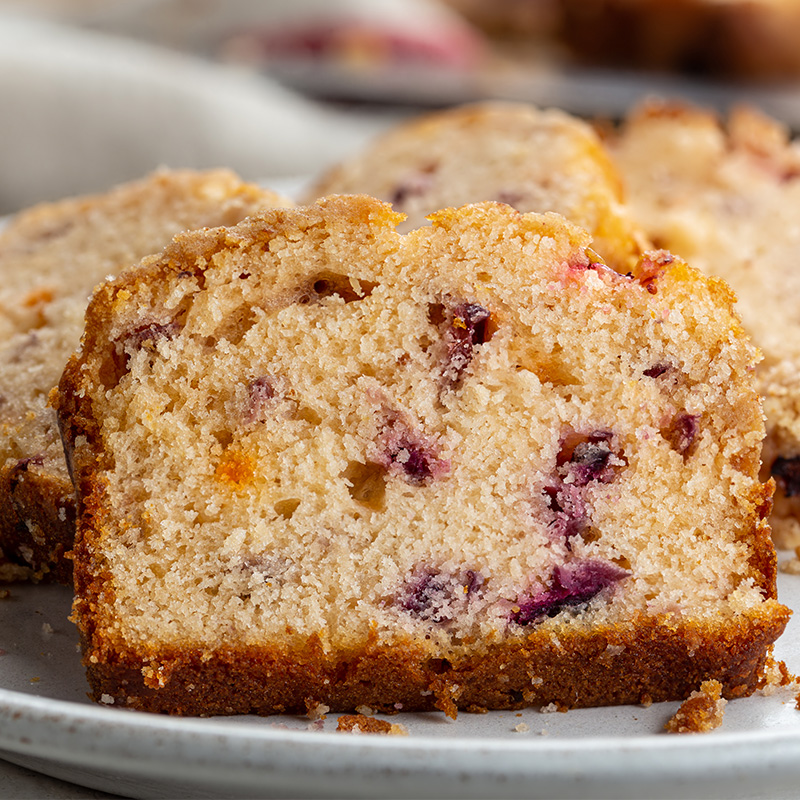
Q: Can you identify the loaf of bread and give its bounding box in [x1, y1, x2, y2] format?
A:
[55, 194, 787, 716]
[0, 169, 289, 583]
[442, 0, 560, 39]
[557, 0, 800, 81]
[610, 102, 800, 549]
[304, 102, 647, 273]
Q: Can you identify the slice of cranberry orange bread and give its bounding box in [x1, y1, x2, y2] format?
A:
[304, 102, 647, 273]
[0, 169, 289, 584]
[55, 194, 788, 716]
[610, 102, 800, 549]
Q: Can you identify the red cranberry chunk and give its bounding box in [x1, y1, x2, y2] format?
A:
[511, 560, 629, 625]
[772, 456, 800, 497]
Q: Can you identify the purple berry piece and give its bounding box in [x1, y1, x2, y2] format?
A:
[396, 440, 435, 484]
[389, 164, 437, 207]
[374, 415, 449, 486]
[390, 436, 447, 485]
[643, 363, 672, 379]
[511, 560, 629, 625]
[230, 553, 293, 598]
[567, 440, 615, 487]
[441, 301, 492, 388]
[398, 564, 484, 624]
[772, 456, 800, 497]
[400, 565, 444, 616]
[545, 483, 588, 541]
[463, 569, 483, 595]
[102, 318, 183, 388]
[249, 376, 275, 399]
[125, 320, 182, 352]
[543, 430, 624, 544]
[11, 454, 45, 471]
[244, 376, 276, 424]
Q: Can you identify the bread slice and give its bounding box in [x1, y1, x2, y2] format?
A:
[0, 170, 289, 583]
[55, 194, 787, 716]
[610, 102, 800, 549]
[304, 102, 647, 273]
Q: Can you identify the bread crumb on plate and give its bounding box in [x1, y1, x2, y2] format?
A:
[665, 679, 726, 734]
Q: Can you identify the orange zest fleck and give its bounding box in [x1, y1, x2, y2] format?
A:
[214, 449, 255, 489]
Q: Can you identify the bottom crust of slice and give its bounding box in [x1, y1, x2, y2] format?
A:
[84, 606, 789, 717]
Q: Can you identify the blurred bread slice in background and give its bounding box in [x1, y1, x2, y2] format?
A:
[610, 101, 800, 548]
[305, 102, 648, 273]
[0, 169, 290, 583]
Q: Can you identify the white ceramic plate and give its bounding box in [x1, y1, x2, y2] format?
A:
[1, 562, 800, 800]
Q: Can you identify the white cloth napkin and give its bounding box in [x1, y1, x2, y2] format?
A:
[0, 13, 405, 213]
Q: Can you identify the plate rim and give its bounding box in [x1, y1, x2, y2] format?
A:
[3, 683, 800, 756]
[4, 685, 800, 799]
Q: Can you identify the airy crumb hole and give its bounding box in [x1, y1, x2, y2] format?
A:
[298, 272, 377, 305]
[274, 499, 301, 519]
[343, 461, 387, 512]
[297, 406, 322, 426]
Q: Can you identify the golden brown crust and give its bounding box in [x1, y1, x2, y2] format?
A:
[81, 609, 788, 716]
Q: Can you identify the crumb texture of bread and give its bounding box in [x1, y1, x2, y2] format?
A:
[305, 102, 647, 273]
[664, 679, 726, 734]
[0, 169, 289, 583]
[56, 195, 788, 716]
[611, 101, 800, 548]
